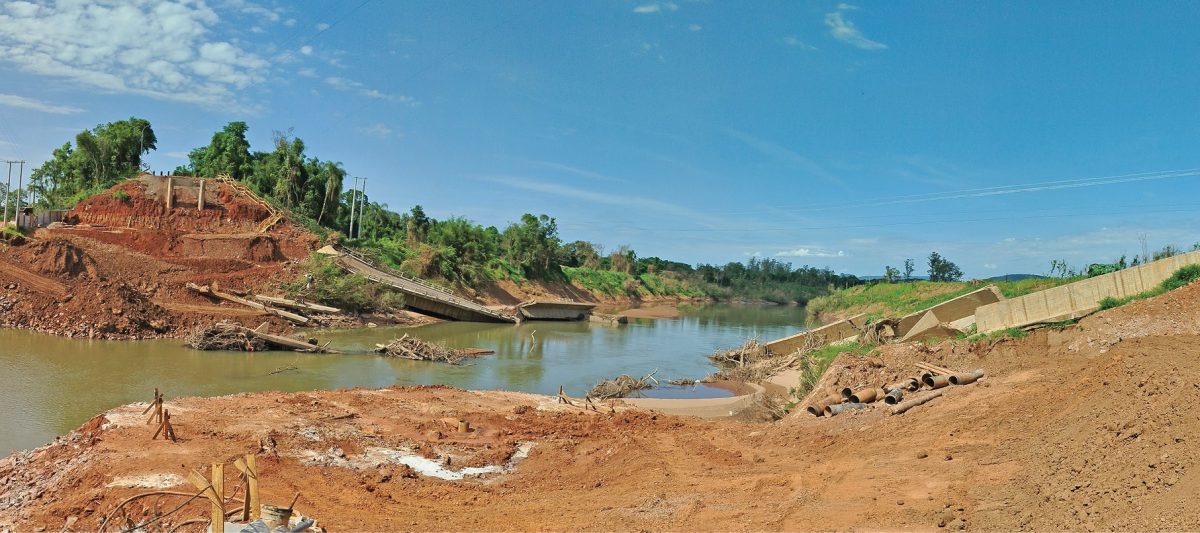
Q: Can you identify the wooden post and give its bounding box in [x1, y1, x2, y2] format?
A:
[234, 455, 260, 521]
[197, 179, 205, 210]
[188, 467, 225, 530]
[143, 388, 163, 425]
[165, 177, 174, 210]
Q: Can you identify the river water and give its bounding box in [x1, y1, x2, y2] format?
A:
[0, 304, 805, 454]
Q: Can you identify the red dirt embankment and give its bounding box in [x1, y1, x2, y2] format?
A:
[0, 176, 323, 338]
[4, 282, 1200, 531]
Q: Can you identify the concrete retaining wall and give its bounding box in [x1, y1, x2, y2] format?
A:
[895, 285, 1005, 337]
[765, 314, 866, 355]
[976, 250, 1200, 333]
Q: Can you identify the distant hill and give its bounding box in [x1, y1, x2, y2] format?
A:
[984, 274, 1046, 282]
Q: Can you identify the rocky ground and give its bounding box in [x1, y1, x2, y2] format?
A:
[3, 281, 1199, 531]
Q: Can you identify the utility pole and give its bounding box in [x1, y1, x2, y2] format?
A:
[348, 176, 359, 238]
[18, 160, 24, 216]
[357, 177, 367, 239]
[3, 161, 11, 224]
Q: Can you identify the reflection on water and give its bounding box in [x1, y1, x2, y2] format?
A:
[0, 303, 806, 454]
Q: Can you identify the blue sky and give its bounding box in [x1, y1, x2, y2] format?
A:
[0, 0, 1198, 277]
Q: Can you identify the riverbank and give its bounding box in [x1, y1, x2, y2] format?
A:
[6, 280, 1200, 530]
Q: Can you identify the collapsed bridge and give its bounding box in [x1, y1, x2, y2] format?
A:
[319, 246, 516, 323]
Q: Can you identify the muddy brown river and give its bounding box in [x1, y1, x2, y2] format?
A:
[0, 304, 806, 454]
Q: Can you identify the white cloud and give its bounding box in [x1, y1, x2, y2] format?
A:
[782, 36, 817, 50]
[0, 0, 269, 109]
[724, 129, 844, 187]
[983, 263, 998, 269]
[0, 93, 82, 114]
[357, 123, 393, 139]
[688, 24, 702, 31]
[297, 67, 317, 78]
[324, 76, 417, 105]
[315, 22, 330, 31]
[776, 248, 846, 258]
[299, 45, 313, 55]
[837, 3, 861, 10]
[633, 2, 678, 14]
[284, 18, 296, 26]
[824, 8, 887, 50]
[484, 176, 716, 228]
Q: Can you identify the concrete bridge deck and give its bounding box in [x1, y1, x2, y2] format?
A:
[325, 246, 515, 323]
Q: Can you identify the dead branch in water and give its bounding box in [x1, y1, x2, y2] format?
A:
[588, 369, 658, 400]
[373, 334, 488, 365]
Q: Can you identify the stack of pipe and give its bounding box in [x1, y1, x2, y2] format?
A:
[805, 365, 986, 417]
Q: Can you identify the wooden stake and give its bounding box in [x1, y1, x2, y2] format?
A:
[187, 468, 225, 531]
[557, 385, 574, 406]
[152, 409, 176, 442]
[234, 455, 259, 521]
[142, 388, 163, 425]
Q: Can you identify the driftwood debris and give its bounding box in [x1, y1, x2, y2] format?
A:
[373, 334, 490, 365]
[707, 339, 799, 382]
[186, 283, 309, 324]
[254, 294, 341, 314]
[588, 370, 659, 400]
[185, 321, 333, 353]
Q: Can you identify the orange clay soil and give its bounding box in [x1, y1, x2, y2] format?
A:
[0, 176, 429, 339]
[4, 281, 1200, 531]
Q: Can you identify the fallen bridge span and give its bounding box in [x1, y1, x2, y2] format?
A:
[321, 246, 515, 323]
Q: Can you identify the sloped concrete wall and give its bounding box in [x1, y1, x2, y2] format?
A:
[766, 313, 866, 355]
[895, 285, 1005, 337]
[976, 250, 1200, 333]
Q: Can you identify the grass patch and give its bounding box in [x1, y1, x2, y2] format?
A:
[792, 341, 878, 398]
[563, 266, 637, 296]
[967, 327, 1029, 342]
[1099, 264, 1200, 310]
[283, 254, 406, 313]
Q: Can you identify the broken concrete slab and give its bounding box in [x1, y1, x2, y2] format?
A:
[765, 313, 866, 356]
[895, 285, 1004, 338]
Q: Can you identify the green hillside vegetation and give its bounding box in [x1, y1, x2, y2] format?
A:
[28, 118, 862, 303]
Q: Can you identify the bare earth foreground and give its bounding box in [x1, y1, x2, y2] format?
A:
[4, 283, 1200, 531]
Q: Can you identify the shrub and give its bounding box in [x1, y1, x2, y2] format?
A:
[111, 190, 130, 202]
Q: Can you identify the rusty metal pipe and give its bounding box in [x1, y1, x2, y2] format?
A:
[923, 374, 950, 389]
[886, 378, 918, 393]
[849, 387, 886, 404]
[884, 388, 905, 405]
[840, 387, 854, 399]
[949, 369, 985, 385]
[806, 394, 844, 416]
[825, 402, 866, 416]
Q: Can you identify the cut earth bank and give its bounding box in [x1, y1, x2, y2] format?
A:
[5, 280, 1200, 531]
[0, 176, 704, 340]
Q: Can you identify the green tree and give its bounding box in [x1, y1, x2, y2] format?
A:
[927, 252, 963, 282]
[28, 117, 155, 208]
[903, 258, 915, 281]
[502, 213, 562, 277]
[177, 121, 253, 180]
[883, 265, 900, 283]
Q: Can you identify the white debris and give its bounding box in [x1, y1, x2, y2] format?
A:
[106, 473, 186, 489]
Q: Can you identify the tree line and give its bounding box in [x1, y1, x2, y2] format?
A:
[27, 118, 865, 302]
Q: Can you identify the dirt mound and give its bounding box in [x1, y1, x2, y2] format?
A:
[26, 239, 99, 279]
